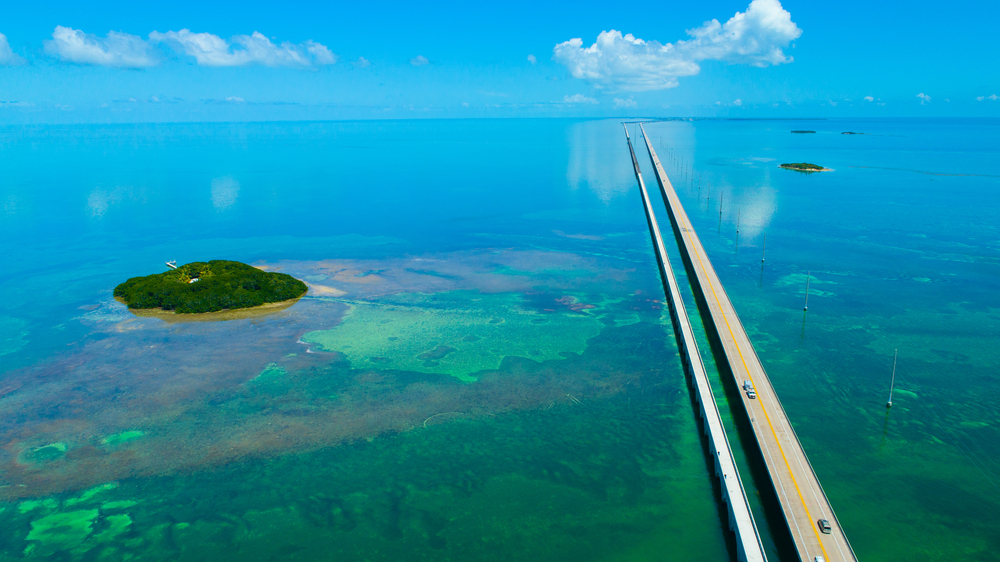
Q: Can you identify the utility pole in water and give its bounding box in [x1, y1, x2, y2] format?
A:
[803, 271, 811, 311]
[887, 349, 897, 407]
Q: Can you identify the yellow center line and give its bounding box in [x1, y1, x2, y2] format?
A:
[651, 150, 833, 561]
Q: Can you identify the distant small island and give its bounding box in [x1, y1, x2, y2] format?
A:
[791, 130, 816, 134]
[780, 162, 832, 172]
[115, 260, 307, 314]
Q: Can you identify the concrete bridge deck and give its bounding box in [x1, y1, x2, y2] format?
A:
[638, 124, 858, 562]
[624, 125, 767, 562]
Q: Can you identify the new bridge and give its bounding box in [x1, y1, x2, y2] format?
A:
[630, 122, 858, 562]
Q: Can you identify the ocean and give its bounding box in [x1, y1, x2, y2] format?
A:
[1, 117, 997, 561]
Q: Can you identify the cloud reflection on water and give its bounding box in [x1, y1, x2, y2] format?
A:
[211, 176, 240, 210]
[566, 120, 633, 203]
[728, 179, 776, 241]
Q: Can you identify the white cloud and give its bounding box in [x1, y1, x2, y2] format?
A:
[864, 95, 874, 102]
[353, 56, 371, 68]
[828, 100, 837, 106]
[225, 96, 244, 103]
[304, 40, 336, 65]
[410, 55, 429, 66]
[989, 94, 999, 101]
[977, 96, 985, 101]
[45, 26, 156, 67]
[527, 54, 537, 64]
[562, 94, 598, 104]
[150, 29, 335, 68]
[0, 33, 25, 65]
[917, 92, 931, 104]
[734, 98, 743, 106]
[553, 0, 801, 91]
[614, 97, 637, 108]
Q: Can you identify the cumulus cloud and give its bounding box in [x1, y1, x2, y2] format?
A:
[733, 98, 743, 106]
[563, 94, 598, 104]
[45, 26, 156, 67]
[614, 97, 637, 108]
[527, 54, 537, 64]
[150, 30, 336, 68]
[978, 94, 998, 101]
[553, 0, 801, 91]
[917, 92, 931, 104]
[410, 55, 429, 66]
[353, 56, 371, 68]
[0, 33, 25, 65]
[304, 41, 336, 64]
[864, 95, 874, 102]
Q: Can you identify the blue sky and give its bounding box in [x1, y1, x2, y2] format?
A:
[1, 0, 998, 122]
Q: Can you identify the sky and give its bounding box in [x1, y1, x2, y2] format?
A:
[1, 0, 999, 123]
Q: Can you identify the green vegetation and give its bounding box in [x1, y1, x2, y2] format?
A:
[114, 260, 307, 314]
[780, 162, 826, 171]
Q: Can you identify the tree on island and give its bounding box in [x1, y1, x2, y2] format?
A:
[114, 260, 307, 314]
[780, 162, 827, 172]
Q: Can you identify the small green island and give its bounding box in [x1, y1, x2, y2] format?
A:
[114, 260, 307, 314]
[779, 162, 831, 172]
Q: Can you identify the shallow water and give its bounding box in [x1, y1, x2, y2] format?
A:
[643, 118, 1000, 561]
[0, 118, 998, 561]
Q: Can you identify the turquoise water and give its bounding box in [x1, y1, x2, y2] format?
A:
[0, 118, 998, 561]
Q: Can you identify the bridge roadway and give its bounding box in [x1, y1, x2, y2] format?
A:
[638, 124, 858, 562]
[624, 125, 767, 562]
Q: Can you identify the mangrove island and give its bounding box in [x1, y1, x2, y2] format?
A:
[114, 260, 307, 314]
[779, 162, 831, 172]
